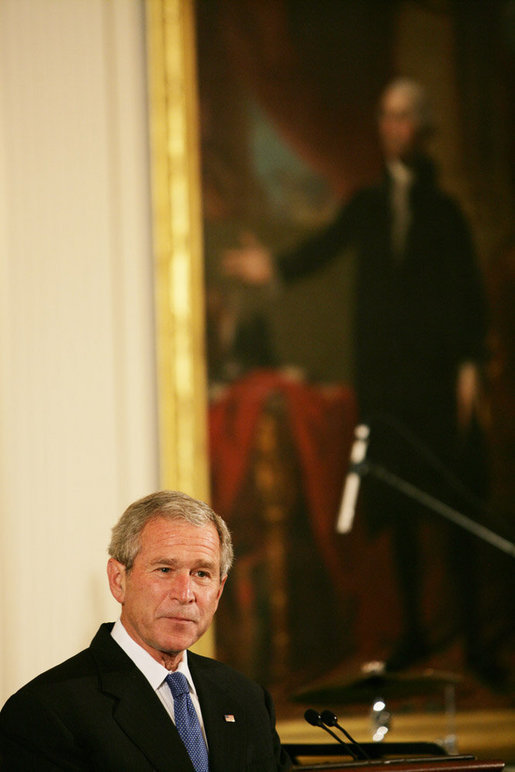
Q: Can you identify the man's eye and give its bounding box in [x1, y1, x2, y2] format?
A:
[195, 570, 210, 579]
[158, 567, 170, 573]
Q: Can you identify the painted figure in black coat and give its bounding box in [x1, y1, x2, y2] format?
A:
[223, 79, 492, 679]
[0, 490, 291, 771]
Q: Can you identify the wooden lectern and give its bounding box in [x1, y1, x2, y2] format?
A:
[287, 754, 504, 772]
[284, 746, 505, 772]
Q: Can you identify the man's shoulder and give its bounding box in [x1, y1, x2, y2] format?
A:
[413, 181, 469, 230]
[9, 646, 94, 698]
[0, 648, 96, 730]
[188, 651, 265, 694]
[188, 650, 250, 678]
[2, 623, 121, 705]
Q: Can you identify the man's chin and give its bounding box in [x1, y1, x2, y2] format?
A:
[155, 622, 200, 653]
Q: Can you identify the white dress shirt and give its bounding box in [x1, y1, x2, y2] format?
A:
[388, 159, 414, 258]
[110, 619, 208, 745]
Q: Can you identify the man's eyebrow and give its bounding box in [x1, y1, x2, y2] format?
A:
[191, 558, 218, 571]
[149, 557, 218, 570]
[149, 557, 177, 567]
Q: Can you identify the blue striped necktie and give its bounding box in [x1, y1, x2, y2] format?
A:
[166, 672, 209, 772]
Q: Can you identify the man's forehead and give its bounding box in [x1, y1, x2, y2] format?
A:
[381, 87, 417, 114]
[141, 516, 220, 548]
[382, 81, 428, 121]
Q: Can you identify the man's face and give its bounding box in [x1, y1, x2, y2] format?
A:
[108, 516, 226, 664]
[378, 86, 422, 162]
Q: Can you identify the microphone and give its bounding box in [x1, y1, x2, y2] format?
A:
[304, 709, 361, 760]
[321, 710, 371, 760]
[336, 424, 370, 534]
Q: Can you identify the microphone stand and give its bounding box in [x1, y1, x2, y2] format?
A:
[357, 460, 515, 559]
[335, 458, 514, 755]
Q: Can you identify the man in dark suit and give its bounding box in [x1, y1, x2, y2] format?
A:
[223, 79, 492, 679]
[0, 490, 292, 771]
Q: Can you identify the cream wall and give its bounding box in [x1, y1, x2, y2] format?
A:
[0, 0, 158, 702]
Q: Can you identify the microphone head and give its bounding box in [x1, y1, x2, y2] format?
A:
[304, 708, 322, 727]
[321, 709, 338, 727]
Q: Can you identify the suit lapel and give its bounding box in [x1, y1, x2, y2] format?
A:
[189, 654, 247, 772]
[90, 624, 194, 772]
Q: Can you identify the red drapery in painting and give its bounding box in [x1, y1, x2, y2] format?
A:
[209, 369, 357, 587]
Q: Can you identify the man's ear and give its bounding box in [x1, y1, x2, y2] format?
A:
[107, 558, 127, 604]
[216, 574, 228, 603]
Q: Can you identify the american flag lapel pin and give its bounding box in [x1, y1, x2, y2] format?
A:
[224, 714, 236, 723]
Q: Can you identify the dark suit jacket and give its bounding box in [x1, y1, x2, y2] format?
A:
[0, 623, 291, 771]
[275, 155, 491, 536]
[278, 156, 487, 429]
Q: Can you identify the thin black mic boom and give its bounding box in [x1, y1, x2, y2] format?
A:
[304, 709, 360, 760]
[321, 710, 370, 760]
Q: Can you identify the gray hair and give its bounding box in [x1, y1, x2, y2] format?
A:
[380, 77, 435, 136]
[108, 490, 234, 578]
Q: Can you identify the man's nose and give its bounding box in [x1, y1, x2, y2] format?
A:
[171, 572, 194, 602]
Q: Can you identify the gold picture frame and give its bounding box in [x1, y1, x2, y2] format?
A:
[145, 0, 212, 655]
[146, 0, 208, 499]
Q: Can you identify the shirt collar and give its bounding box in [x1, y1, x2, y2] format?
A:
[111, 618, 194, 692]
[387, 159, 414, 187]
